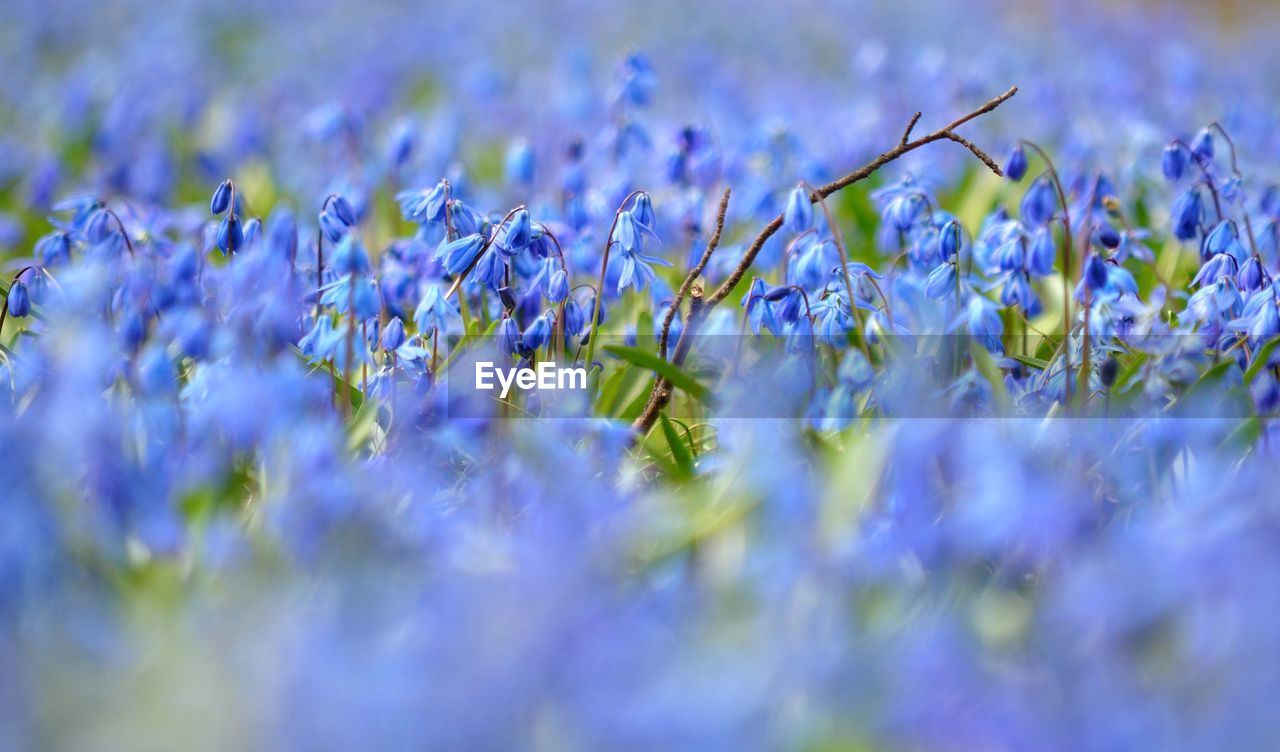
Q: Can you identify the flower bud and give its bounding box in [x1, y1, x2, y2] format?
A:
[1003, 144, 1028, 182]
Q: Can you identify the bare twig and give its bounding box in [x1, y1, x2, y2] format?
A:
[631, 85, 1018, 438]
[658, 188, 731, 361]
[901, 112, 922, 146]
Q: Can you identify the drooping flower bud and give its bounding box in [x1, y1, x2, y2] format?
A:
[1191, 127, 1214, 162]
[1094, 224, 1121, 249]
[210, 179, 233, 215]
[1003, 145, 1028, 182]
[1162, 143, 1186, 182]
[939, 219, 962, 260]
[329, 195, 357, 226]
[319, 210, 349, 243]
[217, 214, 244, 254]
[521, 311, 554, 352]
[784, 184, 813, 233]
[1020, 177, 1058, 226]
[1171, 188, 1203, 241]
[548, 269, 570, 303]
[381, 317, 406, 351]
[497, 315, 521, 355]
[6, 281, 30, 317]
[632, 193, 656, 230]
[1083, 253, 1109, 291]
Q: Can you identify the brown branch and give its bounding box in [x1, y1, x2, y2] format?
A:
[658, 188, 731, 361]
[901, 112, 922, 146]
[631, 85, 1018, 438]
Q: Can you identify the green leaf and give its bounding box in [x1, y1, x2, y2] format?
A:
[347, 398, 380, 454]
[1244, 337, 1280, 384]
[1010, 353, 1049, 371]
[659, 414, 695, 479]
[969, 341, 1011, 411]
[602, 345, 709, 401]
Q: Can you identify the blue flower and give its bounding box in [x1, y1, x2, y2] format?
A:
[563, 298, 586, 336]
[784, 184, 812, 233]
[504, 139, 535, 186]
[1171, 187, 1203, 241]
[938, 219, 962, 260]
[217, 213, 244, 254]
[616, 247, 670, 293]
[1084, 253, 1109, 291]
[632, 192, 657, 231]
[397, 181, 448, 224]
[498, 209, 533, 257]
[1029, 227, 1056, 276]
[1020, 176, 1057, 226]
[1192, 253, 1237, 287]
[437, 233, 486, 276]
[925, 262, 956, 299]
[1191, 127, 1214, 161]
[1162, 143, 1186, 181]
[1004, 144, 1028, 182]
[743, 278, 781, 335]
[210, 179, 233, 214]
[414, 285, 457, 335]
[330, 235, 371, 276]
[319, 209, 349, 243]
[613, 210, 640, 253]
[961, 296, 1004, 353]
[884, 193, 924, 232]
[1238, 256, 1267, 291]
[329, 195, 357, 226]
[521, 311, 554, 352]
[381, 317, 406, 351]
[497, 316, 521, 355]
[6, 280, 30, 318]
[547, 268, 570, 303]
[35, 231, 71, 266]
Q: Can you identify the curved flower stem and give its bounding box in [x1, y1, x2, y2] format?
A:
[585, 190, 646, 372]
[315, 192, 340, 318]
[0, 267, 37, 342]
[1020, 140, 1075, 407]
[444, 204, 527, 301]
[1171, 138, 1225, 223]
[657, 188, 730, 361]
[102, 209, 136, 256]
[633, 85, 1018, 437]
[1209, 122, 1261, 257]
[799, 180, 877, 361]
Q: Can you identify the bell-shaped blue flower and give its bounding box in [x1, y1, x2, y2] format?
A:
[499, 209, 533, 255]
[1239, 256, 1267, 292]
[497, 316, 521, 355]
[1171, 188, 1203, 241]
[6, 281, 30, 317]
[939, 220, 962, 260]
[1021, 176, 1057, 226]
[1191, 127, 1214, 161]
[1162, 143, 1187, 181]
[210, 179, 233, 214]
[547, 268, 570, 303]
[381, 317, 406, 351]
[438, 233, 486, 276]
[1003, 145, 1028, 182]
[521, 311, 554, 352]
[784, 184, 813, 233]
[217, 214, 244, 254]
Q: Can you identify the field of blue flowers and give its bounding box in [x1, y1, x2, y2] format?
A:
[5, 0, 1280, 748]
